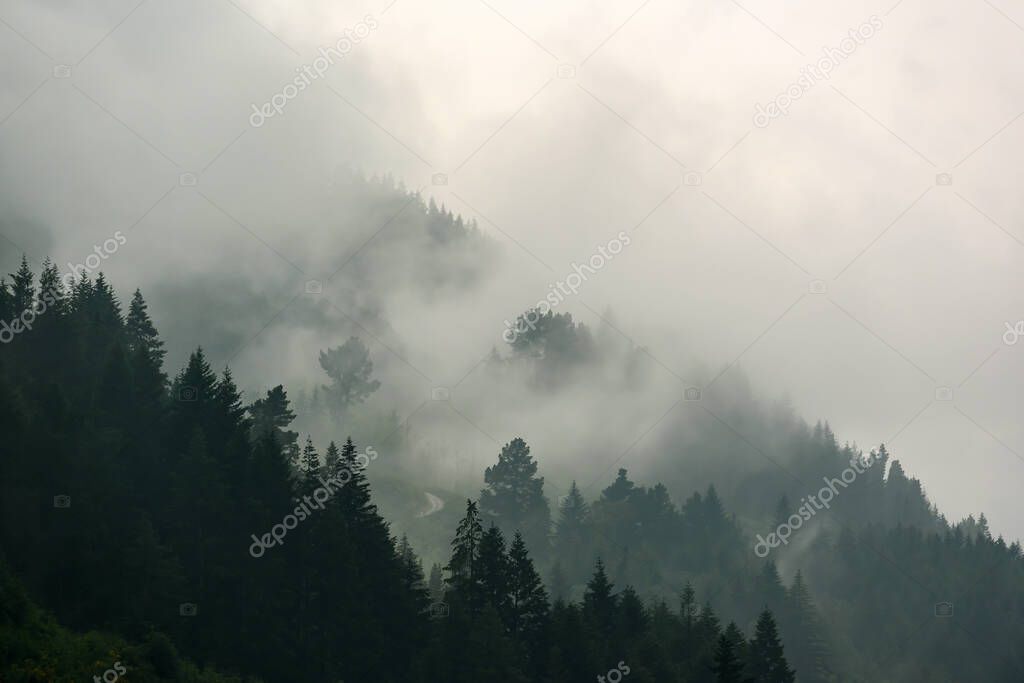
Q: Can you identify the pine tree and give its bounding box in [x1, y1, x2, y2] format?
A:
[89, 273, 123, 330]
[0, 278, 12, 322]
[248, 385, 299, 463]
[748, 609, 795, 683]
[784, 571, 832, 683]
[754, 561, 786, 616]
[479, 524, 511, 619]
[323, 440, 340, 474]
[37, 259, 67, 316]
[125, 289, 164, 365]
[555, 480, 589, 579]
[397, 534, 431, 614]
[507, 530, 548, 639]
[445, 499, 485, 613]
[299, 436, 321, 493]
[10, 255, 33, 314]
[703, 484, 726, 530]
[713, 622, 751, 683]
[479, 437, 550, 560]
[697, 602, 723, 663]
[583, 557, 616, 644]
[168, 348, 219, 455]
[318, 336, 381, 414]
[123, 290, 166, 420]
[601, 468, 635, 503]
[337, 438, 377, 521]
[616, 585, 647, 644]
[556, 481, 589, 537]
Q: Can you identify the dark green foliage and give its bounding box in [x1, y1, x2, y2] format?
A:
[555, 480, 590, 587]
[445, 499, 486, 612]
[747, 610, 795, 683]
[480, 437, 551, 560]
[712, 622, 751, 683]
[248, 385, 298, 463]
[479, 524, 512, 619]
[2, 263, 1022, 683]
[506, 309, 596, 387]
[508, 531, 549, 636]
[317, 336, 381, 414]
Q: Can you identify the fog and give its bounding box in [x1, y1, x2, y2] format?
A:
[1, 0, 1022, 542]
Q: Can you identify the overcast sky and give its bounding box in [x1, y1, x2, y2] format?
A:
[1, 0, 1023, 539]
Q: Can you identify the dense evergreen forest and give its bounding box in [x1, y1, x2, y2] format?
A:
[1, 256, 1023, 682]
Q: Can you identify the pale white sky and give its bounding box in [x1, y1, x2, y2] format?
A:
[1, 0, 1023, 539]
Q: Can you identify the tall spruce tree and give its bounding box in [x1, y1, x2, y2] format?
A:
[784, 571, 832, 683]
[299, 436, 321, 493]
[9, 255, 33, 314]
[479, 524, 511, 619]
[507, 530, 548, 639]
[747, 609, 795, 683]
[445, 499, 486, 614]
[555, 480, 590, 579]
[125, 289, 164, 365]
[712, 622, 751, 683]
[583, 557, 616, 647]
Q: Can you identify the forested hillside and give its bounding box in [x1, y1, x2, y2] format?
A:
[1, 257, 1022, 682]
